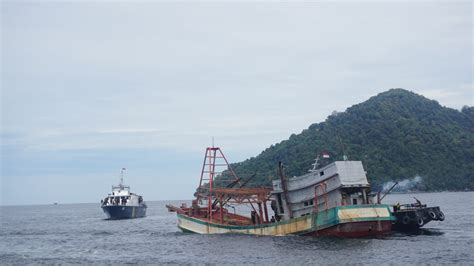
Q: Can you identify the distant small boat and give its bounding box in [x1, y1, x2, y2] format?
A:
[53, 203, 59, 205]
[101, 168, 147, 220]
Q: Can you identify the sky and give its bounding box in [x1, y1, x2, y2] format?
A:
[1, 1, 472, 206]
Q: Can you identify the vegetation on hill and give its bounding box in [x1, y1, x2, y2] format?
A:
[221, 89, 474, 191]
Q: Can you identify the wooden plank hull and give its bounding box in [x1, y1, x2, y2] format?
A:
[177, 204, 394, 237]
[303, 220, 392, 237]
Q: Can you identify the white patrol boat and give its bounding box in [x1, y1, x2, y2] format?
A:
[101, 168, 147, 220]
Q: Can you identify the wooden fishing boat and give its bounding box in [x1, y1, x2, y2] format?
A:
[167, 147, 395, 237]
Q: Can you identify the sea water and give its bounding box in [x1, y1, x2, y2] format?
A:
[1, 192, 473, 264]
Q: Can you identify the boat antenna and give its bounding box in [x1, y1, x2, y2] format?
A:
[309, 154, 320, 172]
[212, 136, 214, 148]
[337, 134, 348, 161]
[120, 167, 126, 188]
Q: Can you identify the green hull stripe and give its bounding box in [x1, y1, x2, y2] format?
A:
[177, 204, 395, 232]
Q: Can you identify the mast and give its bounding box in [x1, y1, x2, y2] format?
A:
[337, 134, 348, 161]
[278, 161, 293, 219]
[120, 167, 125, 188]
[196, 147, 240, 221]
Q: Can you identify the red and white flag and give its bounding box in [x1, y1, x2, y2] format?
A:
[321, 151, 330, 159]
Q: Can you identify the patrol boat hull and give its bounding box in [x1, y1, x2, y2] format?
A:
[102, 205, 147, 220]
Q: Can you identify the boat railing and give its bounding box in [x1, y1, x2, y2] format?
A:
[112, 184, 130, 190]
[397, 203, 427, 210]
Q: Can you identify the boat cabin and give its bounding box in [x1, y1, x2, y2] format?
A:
[102, 185, 143, 206]
[272, 161, 373, 220]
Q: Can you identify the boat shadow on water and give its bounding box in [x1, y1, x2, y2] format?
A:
[392, 228, 444, 237]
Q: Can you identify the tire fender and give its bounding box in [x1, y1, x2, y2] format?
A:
[437, 211, 445, 221]
[428, 211, 437, 220]
[416, 217, 424, 227]
[402, 216, 410, 225]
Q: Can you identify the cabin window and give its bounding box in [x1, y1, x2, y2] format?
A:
[319, 171, 324, 176]
[353, 198, 358, 205]
[304, 200, 314, 207]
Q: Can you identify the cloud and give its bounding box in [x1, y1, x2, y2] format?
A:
[420, 84, 473, 108]
[1, 1, 472, 204]
[3, 2, 472, 147]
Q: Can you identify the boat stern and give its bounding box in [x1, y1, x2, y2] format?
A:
[307, 204, 395, 237]
[336, 204, 394, 223]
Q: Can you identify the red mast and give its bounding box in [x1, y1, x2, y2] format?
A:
[196, 147, 240, 221]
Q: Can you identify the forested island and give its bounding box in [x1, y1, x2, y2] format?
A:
[221, 89, 473, 191]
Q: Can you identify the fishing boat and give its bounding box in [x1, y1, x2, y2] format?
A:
[101, 168, 147, 220]
[167, 147, 395, 237]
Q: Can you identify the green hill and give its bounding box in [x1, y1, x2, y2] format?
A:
[225, 89, 474, 191]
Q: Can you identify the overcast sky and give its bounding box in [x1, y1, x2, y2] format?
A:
[1, 1, 472, 205]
